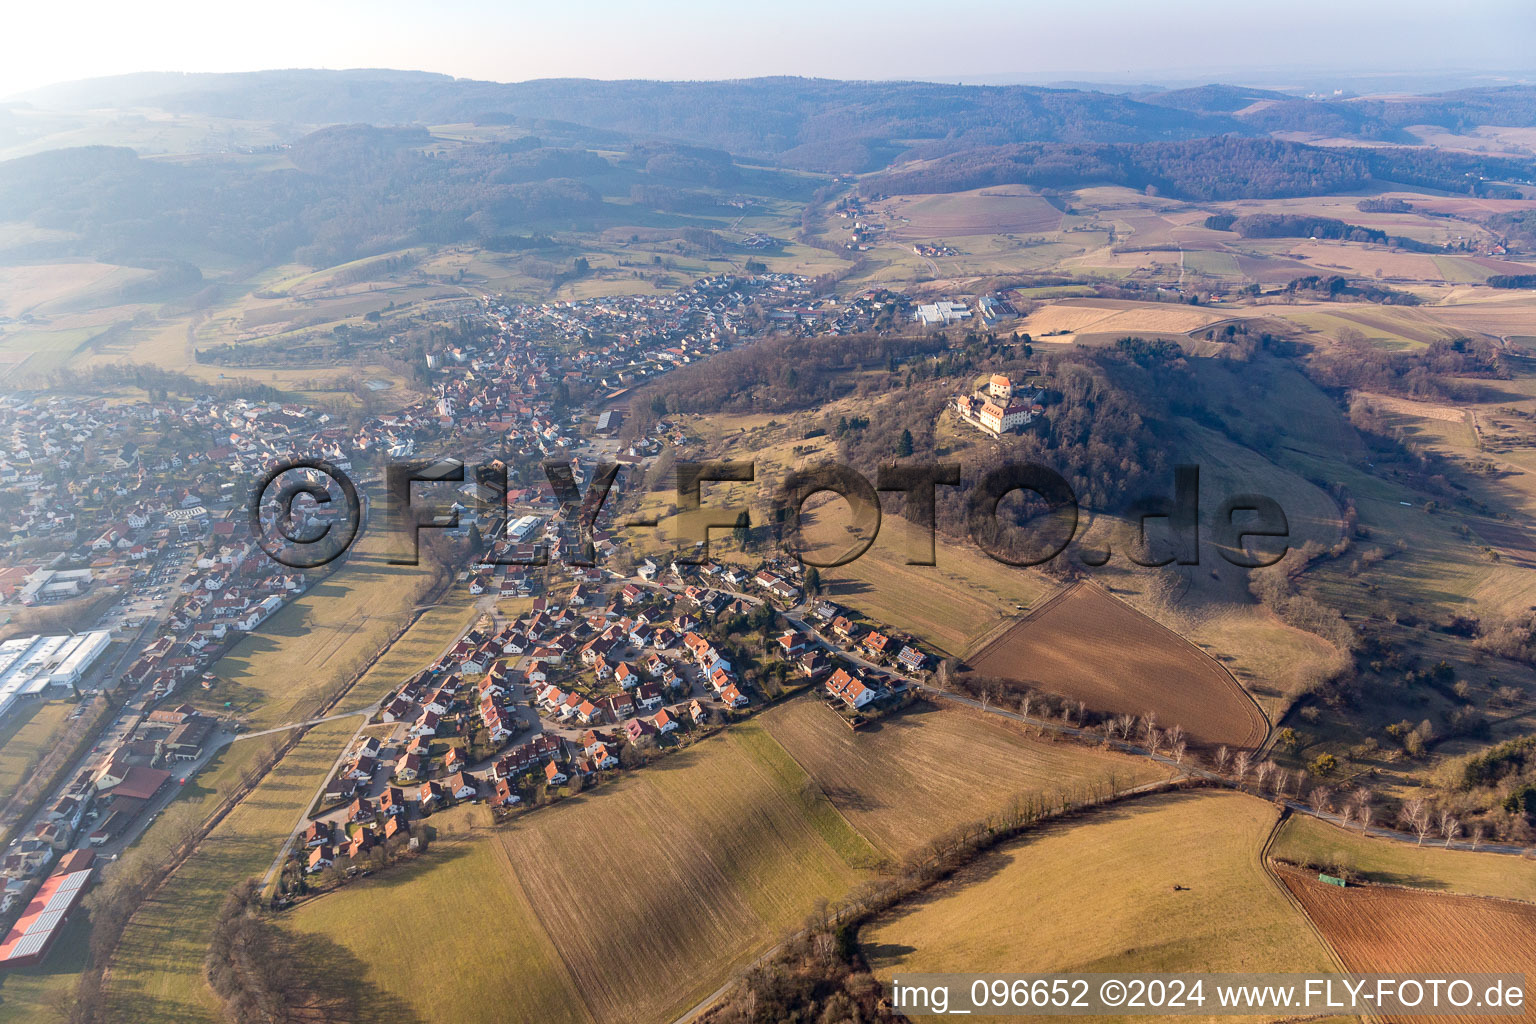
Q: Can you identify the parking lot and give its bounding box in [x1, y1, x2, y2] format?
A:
[97, 540, 198, 632]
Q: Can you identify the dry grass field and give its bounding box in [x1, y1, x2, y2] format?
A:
[0, 700, 74, 799]
[334, 588, 484, 714]
[814, 521, 1053, 657]
[760, 698, 1164, 858]
[200, 494, 446, 730]
[1019, 298, 1225, 340]
[282, 719, 877, 1024]
[275, 700, 1159, 1024]
[1279, 869, 1536, 1024]
[965, 582, 1269, 749]
[491, 723, 874, 1023]
[282, 823, 591, 1024]
[0, 262, 141, 317]
[862, 790, 1334, 1020]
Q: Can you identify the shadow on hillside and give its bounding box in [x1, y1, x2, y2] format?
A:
[863, 791, 1200, 938]
[287, 929, 428, 1024]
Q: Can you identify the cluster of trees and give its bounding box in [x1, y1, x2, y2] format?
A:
[820, 340, 1179, 559]
[1487, 274, 1536, 289]
[1307, 334, 1504, 400]
[206, 883, 315, 1023]
[1227, 213, 1442, 254]
[1282, 274, 1422, 305]
[1486, 209, 1536, 251]
[1248, 562, 1359, 654]
[1357, 197, 1413, 213]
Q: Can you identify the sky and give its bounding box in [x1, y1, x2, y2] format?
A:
[3, 0, 1535, 99]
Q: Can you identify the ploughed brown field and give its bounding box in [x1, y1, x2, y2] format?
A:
[963, 582, 1268, 750]
[1279, 868, 1536, 1024]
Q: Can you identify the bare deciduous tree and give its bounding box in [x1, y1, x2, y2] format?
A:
[1255, 760, 1276, 792]
[1171, 739, 1187, 765]
[1233, 750, 1252, 783]
[1471, 824, 1485, 851]
[1402, 798, 1432, 846]
[1438, 810, 1460, 848]
[1214, 745, 1231, 773]
[1313, 785, 1335, 815]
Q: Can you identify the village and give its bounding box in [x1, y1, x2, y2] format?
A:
[0, 268, 955, 965]
[282, 551, 936, 891]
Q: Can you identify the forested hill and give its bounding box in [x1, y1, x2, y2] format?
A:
[21, 71, 1536, 175]
[864, 137, 1535, 201]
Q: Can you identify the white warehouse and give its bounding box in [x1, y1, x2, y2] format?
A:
[0, 630, 113, 720]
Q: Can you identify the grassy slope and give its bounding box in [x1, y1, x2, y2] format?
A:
[334, 588, 485, 715]
[1271, 813, 1536, 903]
[761, 698, 1165, 859]
[861, 790, 1334, 1017]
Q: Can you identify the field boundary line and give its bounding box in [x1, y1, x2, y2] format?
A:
[487, 827, 603, 1024]
[1257, 806, 1369, 1022]
[961, 580, 1074, 662]
[748, 701, 889, 862]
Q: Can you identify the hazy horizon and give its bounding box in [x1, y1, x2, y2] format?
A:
[4, 0, 1534, 101]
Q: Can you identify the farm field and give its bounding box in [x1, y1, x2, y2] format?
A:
[861, 790, 1335, 1017]
[0, 261, 144, 317]
[1018, 298, 1226, 342]
[1279, 869, 1536, 1024]
[282, 718, 877, 1024]
[964, 582, 1269, 750]
[103, 717, 361, 1024]
[761, 698, 1164, 858]
[874, 188, 1065, 240]
[0, 700, 74, 799]
[1270, 813, 1536, 903]
[281, 823, 591, 1024]
[334, 588, 485, 714]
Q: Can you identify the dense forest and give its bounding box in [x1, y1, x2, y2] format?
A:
[625, 331, 949, 427]
[865, 137, 1532, 202]
[0, 129, 810, 267]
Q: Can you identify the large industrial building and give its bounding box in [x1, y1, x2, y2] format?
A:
[0, 630, 113, 720]
[0, 863, 93, 970]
